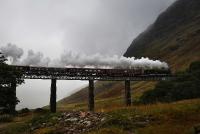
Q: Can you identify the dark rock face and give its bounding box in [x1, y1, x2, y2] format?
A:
[124, 0, 200, 58]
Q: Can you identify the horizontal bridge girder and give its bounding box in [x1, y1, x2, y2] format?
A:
[21, 76, 172, 81]
[11, 65, 173, 81]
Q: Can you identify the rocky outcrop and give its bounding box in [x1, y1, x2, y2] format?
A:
[30, 111, 105, 134]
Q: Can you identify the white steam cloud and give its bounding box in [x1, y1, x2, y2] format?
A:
[22, 50, 50, 66]
[59, 51, 168, 69]
[0, 44, 168, 69]
[0, 44, 50, 66]
[0, 43, 24, 64]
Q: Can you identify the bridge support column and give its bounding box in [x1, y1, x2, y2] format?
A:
[125, 80, 131, 106]
[11, 79, 17, 114]
[88, 80, 94, 112]
[50, 79, 57, 113]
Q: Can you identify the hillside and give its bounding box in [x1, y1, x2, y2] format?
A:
[124, 0, 200, 71]
[59, 0, 200, 106]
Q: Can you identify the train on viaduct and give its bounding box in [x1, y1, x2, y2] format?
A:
[8, 65, 172, 113]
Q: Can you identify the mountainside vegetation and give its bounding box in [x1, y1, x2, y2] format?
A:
[124, 0, 200, 71]
[141, 61, 200, 104]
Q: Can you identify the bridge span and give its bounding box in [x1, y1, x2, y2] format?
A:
[11, 65, 172, 112]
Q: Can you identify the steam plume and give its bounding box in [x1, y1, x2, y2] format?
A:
[0, 43, 24, 64]
[59, 51, 168, 69]
[0, 44, 168, 69]
[0, 44, 50, 66]
[22, 50, 50, 66]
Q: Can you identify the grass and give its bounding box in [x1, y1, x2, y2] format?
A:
[0, 114, 31, 134]
[30, 112, 61, 127]
[0, 114, 14, 123]
[58, 96, 200, 134]
[1, 98, 200, 134]
[87, 99, 200, 134]
[0, 111, 54, 134]
[88, 127, 128, 134]
[1, 122, 30, 134]
[57, 80, 157, 112]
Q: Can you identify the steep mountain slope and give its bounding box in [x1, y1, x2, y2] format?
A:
[59, 0, 200, 105]
[124, 0, 200, 71]
[59, 81, 157, 105]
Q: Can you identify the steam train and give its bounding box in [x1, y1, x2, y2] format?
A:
[12, 65, 171, 78]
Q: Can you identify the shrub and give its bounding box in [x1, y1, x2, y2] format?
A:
[19, 108, 30, 114]
[140, 61, 200, 104]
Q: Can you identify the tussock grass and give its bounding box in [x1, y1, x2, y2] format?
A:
[88, 127, 127, 134]
[1, 123, 30, 134]
[1, 99, 200, 134]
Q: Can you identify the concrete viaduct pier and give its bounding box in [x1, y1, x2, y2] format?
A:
[11, 65, 171, 113]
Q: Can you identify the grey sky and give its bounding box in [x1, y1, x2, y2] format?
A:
[0, 0, 176, 109]
[0, 0, 175, 56]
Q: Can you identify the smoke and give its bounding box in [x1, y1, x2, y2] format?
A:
[59, 51, 168, 69]
[0, 43, 24, 64]
[0, 44, 168, 69]
[22, 50, 50, 66]
[0, 44, 50, 66]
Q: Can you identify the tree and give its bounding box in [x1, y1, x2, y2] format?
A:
[188, 61, 200, 79]
[0, 52, 6, 63]
[0, 52, 24, 114]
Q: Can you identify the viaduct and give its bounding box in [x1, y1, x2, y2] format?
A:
[10, 65, 172, 113]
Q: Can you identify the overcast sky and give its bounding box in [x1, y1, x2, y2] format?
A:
[0, 0, 176, 109]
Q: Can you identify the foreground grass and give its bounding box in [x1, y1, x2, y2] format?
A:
[1, 99, 200, 134]
[88, 99, 200, 134]
[0, 114, 31, 134]
[0, 110, 51, 134]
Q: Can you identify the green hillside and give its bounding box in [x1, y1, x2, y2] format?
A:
[59, 0, 200, 107]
